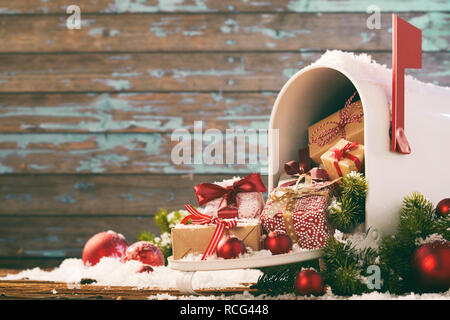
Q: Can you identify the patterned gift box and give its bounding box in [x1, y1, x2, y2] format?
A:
[260, 179, 337, 250]
[196, 173, 267, 219]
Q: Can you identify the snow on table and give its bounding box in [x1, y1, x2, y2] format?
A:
[0, 257, 261, 291]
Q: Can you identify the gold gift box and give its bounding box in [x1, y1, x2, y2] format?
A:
[320, 138, 365, 180]
[308, 100, 364, 164]
[171, 221, 262, 260]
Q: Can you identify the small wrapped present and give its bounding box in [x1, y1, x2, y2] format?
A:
[171, 205, 262, 260]
[195, 173, 266, 219]
[308, 92, 364, 164]
[261, 176, 339, 250]
[277, 148, 329, 188]
[320, 139, 364, 180]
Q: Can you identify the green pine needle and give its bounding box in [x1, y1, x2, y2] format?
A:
[321, 236, 369, 296]
[328, 172, 367, 233]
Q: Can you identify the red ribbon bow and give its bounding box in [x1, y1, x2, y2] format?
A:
[280, 148, 329, 187]
[182, 204, 237, 260]
[331, 141, 362, 177]
[193, 173, 267, 219]
[308, 91, 363, 147]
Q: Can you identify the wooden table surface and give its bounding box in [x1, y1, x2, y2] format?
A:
[0, 0, 448, 270]
[0, 269, 255, 299]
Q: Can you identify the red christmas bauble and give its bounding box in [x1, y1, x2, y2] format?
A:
[82, 231, 129, 266]
[138, 265, 154, 273]
[436, 198, 450, 217]
[264, 230, 292, 255]
[124, 241, 165, 267]
[216, 236, 247, 259]
[411, 240, 450, 291]
[294, 269, 324, 296]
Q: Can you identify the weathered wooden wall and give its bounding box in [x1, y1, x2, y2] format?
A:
[0, 0, 448, 268]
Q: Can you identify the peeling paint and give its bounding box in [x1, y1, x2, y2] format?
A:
[0, 93, 187, 132]
[282, 68, 298, 78]
[103, 0, 211, 13]
[244, 26, 311, 40]
[408, 13, 450, 52]
[4, 193, 32, 205]
[56, 194, 77, 204]
[286, 0, 450, 12]
[93, 79, 131, 90]
[360, 32, 376, 44]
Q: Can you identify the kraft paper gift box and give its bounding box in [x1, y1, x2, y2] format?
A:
[171, 221, 262, 260]
[308, 97, 364, 164]
[196, 173, 266, 219]
[260, 179, 337, 250]
[320, 138, 365, 180]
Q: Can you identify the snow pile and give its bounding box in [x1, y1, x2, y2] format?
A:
[148, 289, 450, 300]
[0, 257, 261, 290]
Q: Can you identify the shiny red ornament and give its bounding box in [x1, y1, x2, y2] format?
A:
[216, 236, 247, 259]
[124, 241, 165, 267]
[411, 240, 450, 291]
[264, 230, 292, 255]
[138, 265, 154, 273]
[436, 198, 450, 217]
[82, 231, 129, 266]
[294, 269, 324, 296]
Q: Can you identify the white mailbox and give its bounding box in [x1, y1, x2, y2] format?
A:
[268, 51, 450, 236]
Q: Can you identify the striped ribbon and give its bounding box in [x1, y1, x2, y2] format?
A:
[182, 204, 237, 260]
[308, 91, 363, 147]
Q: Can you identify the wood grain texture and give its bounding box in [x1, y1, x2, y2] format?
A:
[0, 131, 269, 174]
[0, 279, 255, 299]
[0, 13, 448, 52]
[0, 92, 276, 133]
[0, 216, 159, 257]
[0, 52, 448, 93]
[0, 0, 448, 14]
[0, 174, 266, 215]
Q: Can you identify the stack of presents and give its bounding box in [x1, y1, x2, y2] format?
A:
[172, 92, 365, 260]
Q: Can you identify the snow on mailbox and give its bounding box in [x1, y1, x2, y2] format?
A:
[268, 49, 450, 237]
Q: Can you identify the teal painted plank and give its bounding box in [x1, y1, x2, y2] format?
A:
[0, 13, 448, 52]
[0, 0, 448, 14]
[0, 52, 448, 93]
[0, 92, 275, 133]
[0, 174, 255, 215]
[0, 132, 269, 174]
[0, 216, 160, 257]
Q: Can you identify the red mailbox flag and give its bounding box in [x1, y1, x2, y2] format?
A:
[392, 14, 422, 154]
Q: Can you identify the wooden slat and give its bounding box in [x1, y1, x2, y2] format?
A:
[0, 0, 448, 14]
[0, 216, 160, 257]
[0, 279, 255, 299]
[0, 52, 448, 93]
[0, 259, 64, 270]
[0, 131, 269, 173]
[0, 13, 448, 52]
[0, 174, 266, 215]
[0, 92, 276, 133]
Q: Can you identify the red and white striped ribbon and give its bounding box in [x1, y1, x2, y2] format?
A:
[182, 204, 237, 260]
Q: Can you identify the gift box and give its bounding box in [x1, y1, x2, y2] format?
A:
[308, 93, 364, 164]
[320, 139, 364, 180]
[171, 219, 262, 260]
[196, 173, 266, 219]
[277, 149, 329, 188]
[260, 179, 337, 250]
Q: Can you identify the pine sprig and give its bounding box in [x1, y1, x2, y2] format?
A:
[340, 171, 368, 207]
[378, 192, 449, 294]
[321, 236, 369, 296]
[327, 172, 368, 233]
[250, 261, 320, 296]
